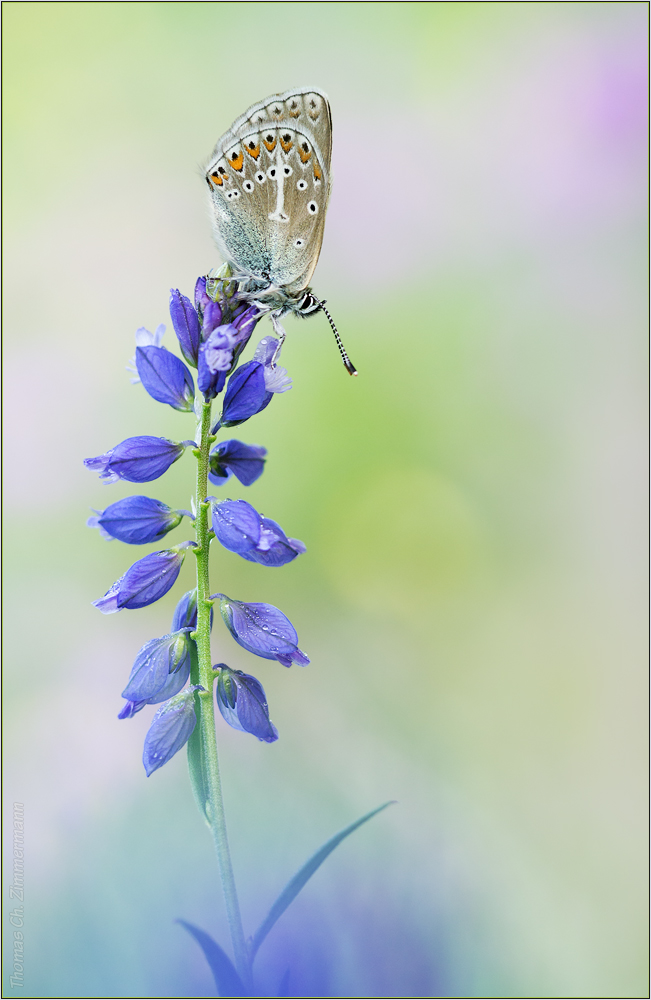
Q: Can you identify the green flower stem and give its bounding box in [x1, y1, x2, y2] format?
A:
[192, 398, 251, 988]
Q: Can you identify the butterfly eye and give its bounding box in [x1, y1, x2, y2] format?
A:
[243, 181, 254, 193]
[255, 172, 266, 184]
[297, 180, 308, 191]
[307, 201, 318, 215]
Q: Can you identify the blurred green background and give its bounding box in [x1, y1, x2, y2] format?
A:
[3, 2, 647, 997]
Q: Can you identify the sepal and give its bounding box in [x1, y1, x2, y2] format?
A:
[136, 345, 195, 412]
[92, 543, 193, 613]
[87, 496, 184, 544]
[212, 499, 305, 567]
[213, 594, 310, 667]
[84, 436, 188, 484]
[215, 665, 278, 742]
[143, 687, 201, 776]
[208, 440, 266, 487]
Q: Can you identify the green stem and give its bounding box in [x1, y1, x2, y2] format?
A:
[192, 399, 251, 988]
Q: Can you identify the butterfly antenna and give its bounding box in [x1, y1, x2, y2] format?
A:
[312, 296, 358, 376]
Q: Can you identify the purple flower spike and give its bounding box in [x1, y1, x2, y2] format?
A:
[208, 440, 266, 487]
[121, 630, 193, 703]
[214, 594, 310, 668]
[143, 688, 200, 776]
[169, 289, 201, 367]
[135, 345, 195, 412]
[92, 543, 193, 614]
[87, 496, 184, 544]
[212, 500, 306, 567]
[215, 665, 278, 742]
[171, 589, 213, 632]
[84, 436, 188, 484]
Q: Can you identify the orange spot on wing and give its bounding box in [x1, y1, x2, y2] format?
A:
[289, 109, 300, 118]
[210, 172, 224, 186]
[299, 145, 312, 164]
[263, 135, 277, 152]
[229, 151, 244, 171]
[279, 135, 293, 153]
[313, 162, 322, 181]
[245, 143, 260, 160]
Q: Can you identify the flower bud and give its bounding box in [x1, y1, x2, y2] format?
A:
[136, 345, 195, 412]
[214, 594, 310, 668]
[215, 665, 278, 742]
[87, 496, 184, 544]
[169, 289, 201, 366]
[84, 436, 189, 484]
[171, 589, 213, 632]
[92, 543, 193, 614]
[208, 440, 266, 487]
[143, 688, 200, 776]
[212, 499, 305, 567]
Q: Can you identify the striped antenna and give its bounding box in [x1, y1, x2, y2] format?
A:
[312, 296, 358, 376]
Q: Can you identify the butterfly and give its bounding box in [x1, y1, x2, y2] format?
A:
[205, 86, 356, 374]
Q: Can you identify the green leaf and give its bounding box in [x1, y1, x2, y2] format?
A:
[177, 919, 247, 997]
[251, 800, 396, 959]
[186, 690, 211, 823]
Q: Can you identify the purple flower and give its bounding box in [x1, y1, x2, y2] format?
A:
[143, 687, 200, 776]
[171, 589, 213, 632]
[215, 665, 278, 743]
[121, 630, 193, 704]
[92, 543, 193, 614]
[216, 361, 271, 428]
[170, 289, 201, 367]
[84, 436, 190, 484]
[213, 337, 292, 431]
[136, 345, 195, 412]
[213, 594, 310, 668]
[197, 349, 228, 400]
[201, 308, 258, 377]
[203, 323, 243, 374]
[87, 496, 184, 544]
[212, 500, 306, 567]
[208, 440, 266, 487]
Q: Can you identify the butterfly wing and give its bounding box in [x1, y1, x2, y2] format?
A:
[206, 88, 332, 294]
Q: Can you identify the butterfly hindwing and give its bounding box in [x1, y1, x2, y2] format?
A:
[205, 88, 331, 293]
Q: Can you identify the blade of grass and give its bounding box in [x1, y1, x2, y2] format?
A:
[178, 919, 248, 997]
[250, 801, 396, 960]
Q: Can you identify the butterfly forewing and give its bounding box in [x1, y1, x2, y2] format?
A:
[206, 87, 332, 294]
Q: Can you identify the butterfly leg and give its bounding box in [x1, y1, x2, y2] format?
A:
[269, 312, 287, 367]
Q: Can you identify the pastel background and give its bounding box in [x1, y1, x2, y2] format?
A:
[3, 3, 647, 997]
